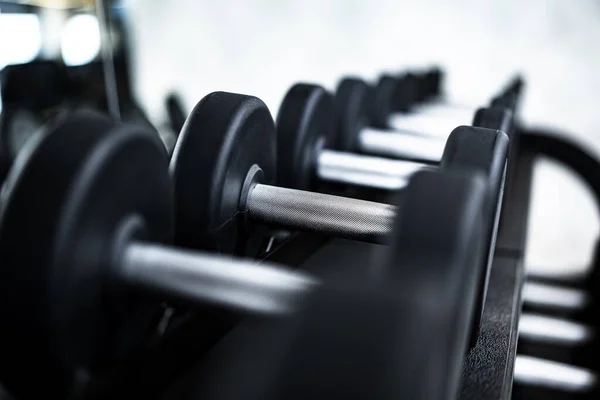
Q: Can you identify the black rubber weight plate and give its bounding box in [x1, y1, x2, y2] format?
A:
[0, 111, 172, 399]
[393, 74, 419, 112]
[276, 84, 333, 190]
[473, 106, 514, 138]
[334, 78, 371, 152]
[441, 125, 509, 344]
[170, 92, 277, 256]
[382, 169, 486, 398]
[368, 75, 396, 129]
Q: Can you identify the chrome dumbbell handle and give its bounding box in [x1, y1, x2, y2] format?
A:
[522, 281, 589, 311]
[317, 149, 428, 190]
[357, 127, 447, 162]
[386, 113, 470, 140]
[120, 242, 318, 315]
[245, 183, 397, 244]
[515, 355, 597, 393]
[518, 313, 594, 346]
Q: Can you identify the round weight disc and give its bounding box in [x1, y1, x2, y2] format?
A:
[426, 68, 443, 98]
[440, 125, 509, 343]
[369, 75, 396, 129]
[441, 126, 509, 226]
[276, 84, 333, 190]
[0, 111, 172, 398]
[170, 92, 276, 256]
[473, 106, 514, 138]
[383, 169, 486, 398]
[334, 78, 371, 152]
[393, 73, 419, 112]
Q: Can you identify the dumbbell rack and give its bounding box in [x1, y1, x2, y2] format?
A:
[460, 125, 532, 399]
[2, 58, 596, 397]
[59, 123, 597, 399]
[511, 131, 600, 400]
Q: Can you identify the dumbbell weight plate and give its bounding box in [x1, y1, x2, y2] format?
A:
[474, 106, 514, 137]
[368, 75, 397, 129]
[392, 73, 418, 112]
[335, 78, 440, 157]
[170, 93, 277, 255]
[276, 85, 330, 190]
[334, 78, 371, 153]
[0, 112, 172, 398]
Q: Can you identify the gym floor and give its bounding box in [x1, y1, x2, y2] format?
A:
[127, 0, 600, 279]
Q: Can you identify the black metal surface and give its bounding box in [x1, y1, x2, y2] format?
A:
[495, 147, 534, 256]
[457, 133, 532, 399]
[458, 255, 524, 400]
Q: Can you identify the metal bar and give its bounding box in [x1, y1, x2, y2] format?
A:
[317, 149, 426, 190]
[119, 242, 318, 315]
[514, 355, 597, 393]
[410, 103, 477, 120]
[518, 313, 594, 345]
[246, 184, 396, 244]
[522, 281, 589, 311]
[387, 113, 467, 139]
[358, 127, 446, 163]
[95, 0, 121, 120]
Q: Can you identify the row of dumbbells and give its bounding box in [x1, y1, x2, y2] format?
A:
[0, 68, 510, 399]
[516, 246, 600, 398]
[0, 69, 587, 399]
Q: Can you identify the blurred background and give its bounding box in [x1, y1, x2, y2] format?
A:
[1, 0, 599, 277]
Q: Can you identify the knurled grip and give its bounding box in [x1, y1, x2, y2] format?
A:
[246, 184, 397, 244]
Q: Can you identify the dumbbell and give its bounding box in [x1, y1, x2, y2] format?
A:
[376, 72, 520, 135]
[388, 71, 523, 129]
[379, 68, 444, 113]
[278, 83, 510, 191]
[410, 68, 444, 102]
[0, 111, 488, 399]
[169, 86, 506, 357]
[276, 83, 507, 344]
[169, 90, 506, 251]
[333, 77, 516, 163]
